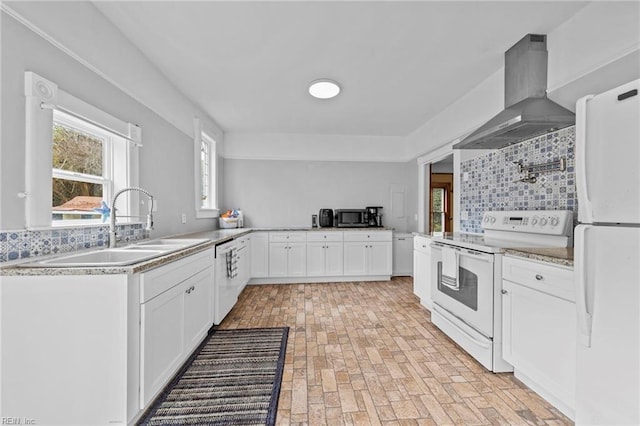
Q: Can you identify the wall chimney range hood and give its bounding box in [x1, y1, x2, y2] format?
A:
[454, 34, 575, 150]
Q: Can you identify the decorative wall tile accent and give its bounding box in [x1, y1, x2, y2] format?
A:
[0, 223, 148, 263]
[460, 126, 576, 233]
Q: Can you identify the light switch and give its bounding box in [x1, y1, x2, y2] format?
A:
[181, 213, 187, 224]
[463, 172, 469, 182]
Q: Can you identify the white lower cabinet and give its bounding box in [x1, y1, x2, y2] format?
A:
[269, 232, 307, 277]
[343, 231, 392, 276]
[413, 235, 431, 309]
[307, 232, 344, 276]
[140, 249, 214, 407]
[392, 233, 413, 276]
[502, 255, 575, 419]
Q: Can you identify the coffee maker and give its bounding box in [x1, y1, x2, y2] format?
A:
[366, 206, 383, 227]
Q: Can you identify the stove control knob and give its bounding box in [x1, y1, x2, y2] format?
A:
[490, 216, 496, 224]
[550, 216, 560, 227]
[484, 216, 491, 223]
[531, 217, 538, 226]
[540, 217, 548, 226]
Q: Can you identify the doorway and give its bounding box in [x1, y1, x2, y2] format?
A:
[430, 155, 453, 233]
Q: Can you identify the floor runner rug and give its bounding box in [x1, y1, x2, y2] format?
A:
[138, 327, 289, 425]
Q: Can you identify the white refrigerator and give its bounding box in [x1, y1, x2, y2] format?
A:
[574, 79, 640, 425]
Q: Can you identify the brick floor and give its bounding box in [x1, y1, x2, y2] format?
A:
[219, 277, 573, 425]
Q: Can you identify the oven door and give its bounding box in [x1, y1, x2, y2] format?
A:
[430, 242, 495, 337]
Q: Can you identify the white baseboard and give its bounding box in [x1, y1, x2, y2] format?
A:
[248, 275, 391, 285]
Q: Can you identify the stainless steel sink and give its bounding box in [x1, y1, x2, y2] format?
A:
[22, 238, 210, 267]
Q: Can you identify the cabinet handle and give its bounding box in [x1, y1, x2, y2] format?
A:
[501, 289, 508, 295]
[186, 285, 195, 294]
[535, 274, 544, 281]
[422, 245, 426, 248]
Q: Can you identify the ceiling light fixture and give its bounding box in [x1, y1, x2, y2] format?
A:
[308, 79, 341, 99]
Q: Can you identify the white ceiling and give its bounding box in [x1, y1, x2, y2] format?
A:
[93, 1, 588, 137]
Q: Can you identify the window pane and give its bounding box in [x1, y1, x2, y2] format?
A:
[432, 188, 444, 212]
[52, 178, 103, 221]
[53, 122, 103, 176]
[432, 213, 443, 232]
[200, 139, 210, 207]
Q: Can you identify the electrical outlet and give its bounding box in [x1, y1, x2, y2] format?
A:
[181, 213, 187, 224]
[463, 172, 469, 182]
[460, 211, 469, 220]
[152, 200, 158, 212]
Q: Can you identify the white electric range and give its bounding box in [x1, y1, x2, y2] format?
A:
[429, 210, 574, 372]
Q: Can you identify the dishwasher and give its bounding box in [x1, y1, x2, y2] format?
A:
[214, 239, 240, 324]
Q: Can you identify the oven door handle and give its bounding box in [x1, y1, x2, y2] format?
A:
[431, 243, 494, 263]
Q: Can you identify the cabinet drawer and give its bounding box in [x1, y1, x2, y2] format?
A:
[141, 248, 214, 303]
[414, 236, 431, 253]
[503, 255, 574, 302]
[307, 232, 343, 242]
[343, 231, 392, 242]
[269, 232, 306, 243]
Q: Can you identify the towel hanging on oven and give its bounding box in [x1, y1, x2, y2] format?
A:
[441, 247, 459, 290]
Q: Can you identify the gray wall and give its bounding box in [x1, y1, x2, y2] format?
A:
[0, 13, 218, 236]
[222, 159, 418, 232]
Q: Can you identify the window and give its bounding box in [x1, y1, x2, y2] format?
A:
[51, 111, 115, 224]
[194, 118, 218, 218]
[24, 71, 141, 229]
[430, 173, 453, 233]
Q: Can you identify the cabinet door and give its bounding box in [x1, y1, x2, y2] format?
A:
[306, 242, 326, 276]
[287, 242, 307, 277]
[503, 280, 576, 407]
[414, 249, 431, 308]
[140, 282, 185, 406]
[393, 236, 413, 275]
[250, 232, 269, 278]
[184, 268, 213, 354]
[344, 242, 367, 276]
[324, 242, 344, 276]
[269, 243, 288, 277]
[368, 242, 392, 275]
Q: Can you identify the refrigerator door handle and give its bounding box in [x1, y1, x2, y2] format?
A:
[576, 94, 595, 224]
[575, 225, 593, 347]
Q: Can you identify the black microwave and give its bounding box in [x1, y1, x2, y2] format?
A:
[335, 209, 368, 227]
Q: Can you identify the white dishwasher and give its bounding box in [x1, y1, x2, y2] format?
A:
[214, 239, 240, 324]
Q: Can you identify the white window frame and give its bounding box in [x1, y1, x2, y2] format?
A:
[194, 118, 219, 219]
[24, 71, 141, 229]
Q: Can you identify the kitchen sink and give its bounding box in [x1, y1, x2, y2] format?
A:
[22, 238, 210, 267]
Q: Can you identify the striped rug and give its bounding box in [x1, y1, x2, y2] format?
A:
[138, 327, 289, 426]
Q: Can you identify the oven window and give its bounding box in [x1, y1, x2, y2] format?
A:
[436, 261, 478, 311]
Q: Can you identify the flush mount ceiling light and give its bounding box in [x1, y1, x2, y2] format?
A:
[308, 79, 341, 99]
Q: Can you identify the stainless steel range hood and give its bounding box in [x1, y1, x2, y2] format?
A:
[454, 34, 574, 150]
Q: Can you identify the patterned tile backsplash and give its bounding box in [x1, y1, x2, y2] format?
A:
[460, 126, 577, 233]
[0, 223, 148, 263]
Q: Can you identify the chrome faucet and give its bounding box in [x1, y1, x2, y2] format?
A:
[109, 187, 154, 248]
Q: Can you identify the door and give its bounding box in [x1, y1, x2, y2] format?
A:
[268, 243, 288, 277]
[306, 242, 326, 276]
[183, 268, 213, 353]
[575, 225, 640, 425]
[324, 242, 344, 276]
[344, 242, 367, 276]
[368, 242, 392, 275]
[287, 242, 307, 277]
[577, 79, 639, 224]
[430, 243, 495, 337]
[413, 244, 431, 308]
[502, 280, 576, 413]
[140, 282, 185, 406]
[250, 232, 269, 278]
